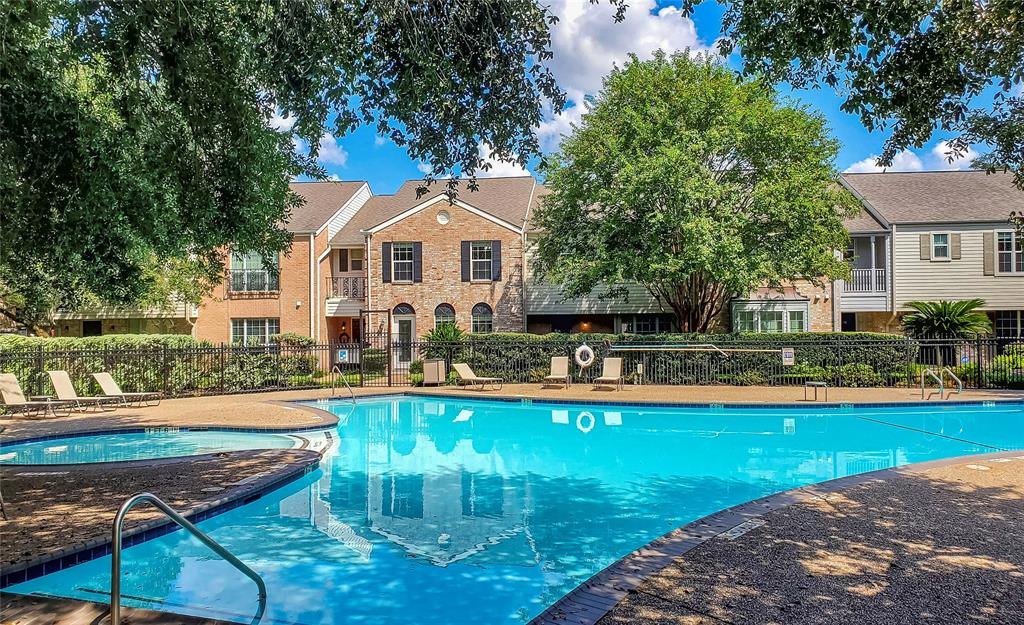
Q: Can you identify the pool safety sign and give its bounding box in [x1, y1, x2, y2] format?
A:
[781, 347, 795, 366]
[336, 348, 352, 363]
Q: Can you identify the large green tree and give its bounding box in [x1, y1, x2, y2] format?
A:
[533, 52, 857, 332]
[1, 0, 612, 329]
[683, 0, 1023, 186]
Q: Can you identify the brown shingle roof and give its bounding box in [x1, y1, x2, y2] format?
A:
[843, 208, 888, 234]
[331, 176, 536, 245]
[286, 181, 367, 233]
[839, 171, 1023, 225]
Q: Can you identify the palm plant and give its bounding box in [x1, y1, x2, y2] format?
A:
[902, 299, 993, 338]
[421, 322, 466, 361]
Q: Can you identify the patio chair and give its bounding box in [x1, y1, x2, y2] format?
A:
[452, 363, 503, 391]
[0, 373, 71, 418]
[48, 370, 118, 413]
[593, 357, 624, 391]
[542, 356, 571, 388]
[91, 372, 163, 407]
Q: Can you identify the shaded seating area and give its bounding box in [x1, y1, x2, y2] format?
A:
[0, 373, 71, 418]
[48, 370, 118, 413]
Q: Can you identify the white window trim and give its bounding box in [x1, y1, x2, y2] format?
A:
[231, 318, 280, 344]
[930, 232, 951, 261]
[995, 229, 1024, 276]
[470, 241, 493, 282]
[732, 301, 809, 333]
[392, 242, 414, 283]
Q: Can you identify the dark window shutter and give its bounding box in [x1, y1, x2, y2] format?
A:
[951, 233, 962, 260]
[339, 249, 349, 272]
[983, 232, 995, 275]
[382, 242, 392, 283]
[413, 242, 423, 282]
[919, 234, 931, 260]
[461, 241, 471, 282]
[491, 240, 502, 281]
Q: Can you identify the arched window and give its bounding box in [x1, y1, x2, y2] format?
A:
[393, 303, 415, 316]
[434, 303, 456, 328]
[471, 303, 493, 334]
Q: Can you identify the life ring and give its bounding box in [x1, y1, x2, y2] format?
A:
[575, 344, 596, 368]
[576, 411, 595, 433]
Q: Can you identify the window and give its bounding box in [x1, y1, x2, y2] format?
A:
[392, 243, 414, 282]
[624, 315, 672, 334]
[471, 303, 493, 333]
[471, 241, 493, 281]
[231, 318, 280, 344]
[994, 311, 1022, 339]
[230, 251, 279, 291]
[788, 310, 806, 333]
[760, 311, 784, 333]
[434, 303, 456, 328]
[734, 311, 756, 332]
[997, 231, 1023, 274]
[931, 233, 950, 260]
[348, 248, 364, 272]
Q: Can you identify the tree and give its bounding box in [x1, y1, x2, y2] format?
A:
[682, 0, 1024, 187]
[532, 52, 857, 333]
[1, 0, 607, 329]
[902, 299, 993, 338]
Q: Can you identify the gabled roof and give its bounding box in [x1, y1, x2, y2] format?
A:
[843, 208, 889, 234]
[838, 170, 1023, 225]
[331, 176, 536, 245]
[287, 181, 368, 233]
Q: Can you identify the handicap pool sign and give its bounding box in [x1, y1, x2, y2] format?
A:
[961, 355, 971, 364]
[336, 348, 350, 363]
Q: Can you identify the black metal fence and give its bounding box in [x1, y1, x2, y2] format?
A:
[1, 336, 1021, 399]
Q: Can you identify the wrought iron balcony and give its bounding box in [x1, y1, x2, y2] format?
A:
[229, 269, 279, 293]
[326, 276, 366, 299]
[846, 268, 887, 293]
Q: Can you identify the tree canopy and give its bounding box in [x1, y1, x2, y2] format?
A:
[532, 52, 857, 332]
[1, 0, 604, 328]
[683, 0, 1023, 186]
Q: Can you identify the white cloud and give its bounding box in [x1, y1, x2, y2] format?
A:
[269, 110, 295, 132]
[374, 136, 387, 147]
[845, 140, 982, 173]
[471, 143, 530, 178]
[845, 149, 925, 173]
[416, 162, 432, 175]
[929, 141, 979, 170]
[536, 101, 586, 153]
[317, 133, 348, 167]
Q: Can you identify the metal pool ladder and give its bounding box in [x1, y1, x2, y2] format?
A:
[331, 365, 357, 404]
[920, 367, 963, 400]
[110, 492, 267, 625]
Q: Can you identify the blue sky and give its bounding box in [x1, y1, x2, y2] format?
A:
[308, 1, 985, 195]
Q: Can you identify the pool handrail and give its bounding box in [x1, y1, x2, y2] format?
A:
[111, 492, 267, 625]
[331, 365, 357, 404]
[941, 367, 963, 395]
[920, 368, 944, 400]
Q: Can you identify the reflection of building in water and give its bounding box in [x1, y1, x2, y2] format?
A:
[283, 399, 535, 567]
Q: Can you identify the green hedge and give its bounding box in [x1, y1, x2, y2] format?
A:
[0, 334, 210, 352]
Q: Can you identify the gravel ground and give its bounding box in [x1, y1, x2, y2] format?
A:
[1, 449, 319, 570]
[598, 455, 1024, 625]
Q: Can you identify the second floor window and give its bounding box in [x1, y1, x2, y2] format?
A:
[392, 243, 414, 282]
[230, 252, 279, 291]
[931, 233, 950, 259]
[349, 248, 364, 271]
[471, 242, 493, 281]
[997, 232, 1023, 274]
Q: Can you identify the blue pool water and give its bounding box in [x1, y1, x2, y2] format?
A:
[6, 397, 1022, 624]
[0, 431, 301, 464]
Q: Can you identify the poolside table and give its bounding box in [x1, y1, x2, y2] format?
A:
[803, 381, 829, 402]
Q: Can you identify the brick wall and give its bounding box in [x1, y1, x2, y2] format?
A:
[194, 234, 316, 343]
[367, 201, 525, 336]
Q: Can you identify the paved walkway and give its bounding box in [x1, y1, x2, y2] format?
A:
[0, 594, 237, 625]
[587, 453, 1024, 625]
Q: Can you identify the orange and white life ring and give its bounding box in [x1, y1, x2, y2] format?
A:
[575, 344, 596, 368]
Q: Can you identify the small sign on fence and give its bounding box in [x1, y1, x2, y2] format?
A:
[961, 355, 970, 364]
[781, 347, 795, 366]
[336, 349, 351, 363]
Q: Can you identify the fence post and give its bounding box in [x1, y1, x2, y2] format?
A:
[220, 343, 227, 393]
[36, 345, 45, 395]
[162, 345, 170, 394]
[976, 334, 985, 388]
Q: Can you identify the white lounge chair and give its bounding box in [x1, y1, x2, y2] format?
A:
[452, 363, 503, 391]
[593, 357, 624, 391]
[542, 356, 571, 388]
[92, 372, 163, 407]
[0, 373, 71, 418]
[48, 370, 117, 412]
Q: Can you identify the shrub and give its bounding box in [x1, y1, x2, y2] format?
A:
[833, 363, 884, 387]
[362, 348, 387, 374]
[733, 370, 767, 386]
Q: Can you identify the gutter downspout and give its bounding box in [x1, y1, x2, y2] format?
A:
[364, 233, 372, 313]
[309, 234, 316, 339]
[316, 246, 333, 343]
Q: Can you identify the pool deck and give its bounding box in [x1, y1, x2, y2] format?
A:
[535, 451, 1024, 625]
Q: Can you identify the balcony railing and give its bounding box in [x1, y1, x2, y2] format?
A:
[229, 269, 279, 293]
[847, 268, 887, 293]
[326, 276, 366, 299]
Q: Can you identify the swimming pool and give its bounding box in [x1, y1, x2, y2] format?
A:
[6, 396, 1022, 624]
[0, 430, 303, 464]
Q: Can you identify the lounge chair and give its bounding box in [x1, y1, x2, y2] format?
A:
[452, 363, 503, 391]
[542, 356, 571, 388]
[0, 373, 71, 418]
[92, 372, 163, 407]
[593, 357, 624, 391]
[48, 370, 117, 412]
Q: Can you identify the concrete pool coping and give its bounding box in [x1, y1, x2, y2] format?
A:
[528, 448, 1024, 625]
